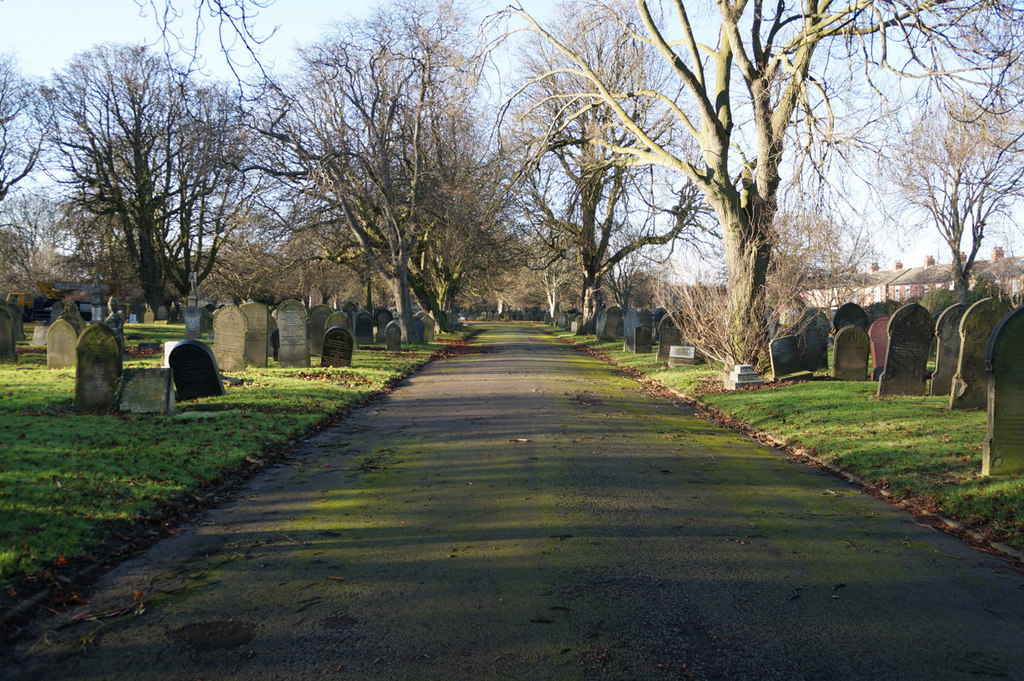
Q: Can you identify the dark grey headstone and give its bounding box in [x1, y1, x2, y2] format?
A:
[651, 308, 667, 341]
[931, 304, 968, 397]
[156, 304, 168, 321]
[799, 311, 831, 372]
[868, 316, 890, 380]
[74, 323, 122, 412]
[657, 314, 682, 364]
[421, 316, 435, 343]
[385, 320, 402, 351]
[878, 303, 933, 396]
[47, 319, 78, 369]
[983, 305, 1024, 475]
[375, 309, 394, 343]
[167, 340, 225, 401]
[307, 304, 334, 357]
[599, 306, 622, 342]
[622, 308, 639, 352]
[0, 305, 15, 362]
[832, 302, 869, 335]
[116, 368, 174, 415]
[831, 325, 869, 381]
[634, 325, 653, 354]
[411, 316, 425, 345]
[325, 311, 350, 334]
[240, 301, 269, 368]
[951, 298, 1008, 410]
[769, 335, 813, 381]
[354, 311, 374, 346]
[7, 302, 25, 342]
[321, 326, 355, 368]
[277, 299, 310, 368]
[49, 300, 64, 324]
[595, 311, 608, 339]
[213, 304, 248, 372]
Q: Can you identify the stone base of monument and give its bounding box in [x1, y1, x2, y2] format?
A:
[723, 364, 765, 390]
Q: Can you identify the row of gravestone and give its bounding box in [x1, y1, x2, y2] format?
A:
[549, 307, 706, 367]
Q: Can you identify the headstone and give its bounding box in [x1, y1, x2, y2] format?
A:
[983, 305, 1024, 475]
[667, 344, 698, 367]
[651, 308, 667, 341]
[47, 319, 78, 368]
[375, 309, 394, 343]
[213, 304, 248, 372]
[868, 316, 890, 380]
[595, 311, 608, 339]
[276, 299, 310, 368]
[723, 364, 764, 390]
[931, 304, 968, 397]
[325, 311, 350, 334]
[31, 323, 48, 346]
[384, 320, 402, 351]
[49, 300, 64, 324]
[634, 325, 653, 354]
[769, 335, 813, 381]
[411, 315, 425, 344]
[831, 325, 870, 381]
[143, 305, 155, 325]
[799, 310, 831, 373]
[7, 302, 25, 342]
[557, 312, 568, 328]
[0, 305, 16, 362]
[878, 303, 933, 397]
[74, 323, 122, 412]
[951, 298, 1008, 410]
[156, 304, 168, 321]
[167, 340, 225, 400]
[307, 304, 334, 356]
[60, 301, 86, 334]
[239, 301, 269, 368]
[116, 368, 175, 415]
[658, 314, 683, 364]
[168, 304, 182, 324]
[622, 308, 639, 352]
[599, 306, 621, 342]
[832, 302, 870, 335]
[321, 326, 355, 367]
[183, 305, 203, 340]
[354, 311, 374, 346]
[422, 316, 436, 343]
[638, 309, 653, 335]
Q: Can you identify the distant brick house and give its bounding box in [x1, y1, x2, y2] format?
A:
[802, 247, 1024, 311]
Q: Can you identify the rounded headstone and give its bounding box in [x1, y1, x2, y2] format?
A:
[74, 323, 123, 412]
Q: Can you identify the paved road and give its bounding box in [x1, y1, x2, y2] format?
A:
[5, 324, 1024, 680]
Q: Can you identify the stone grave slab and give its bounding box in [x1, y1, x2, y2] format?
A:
[213, 304, 248, 372]
[832, 302, 869, 335]
[983, 305, 1024, 475]
[117, 368, 175, 415]
[658, 314, 683, 364]
[799, 310, 831, 372]
[831, 325, 869, 381]
[634, 325, 653, 354]
[47, 319, 78, 369]
[878, 303, 932, 396]
[931, 303, 968, 397]
[276, 300, 310, 368]
[769, 335, 813, 381]
[375, 309, 394, 343]
[385, 320, 402, 351]
[240, 301, 269, 368]
[951, 298, 1008, 410]
[74, 323, 122, 412]
[599, 306, 622, 342]
[167, 340, 225, 400]
[723, 364, 764, 390]
[622, 308, 639, 352]
[0, 304, 15, 362]
[183, 305, 203, 340]
[354, 311, 374, 346]
[307, 304, 334, 357]
[31, 323, 48, 346]
[321, 326, 355, 367]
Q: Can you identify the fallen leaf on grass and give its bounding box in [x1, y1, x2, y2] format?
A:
[328, 576, 346, 582]
[508, 438, 531, 443]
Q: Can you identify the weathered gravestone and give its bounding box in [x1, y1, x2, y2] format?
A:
[983, 305, 1024, 475]
[213, 304, 248, 372]
[634, 324, 653, 354]
[307, 304, 334, 357]
[557, 312, 567, 328]
[769, 335, 813, 381]
[375, 309, 394, 343]
[74, 323, 122, 412]
[599, 306, 622, 342]
[354, 311, 374, 346]
[276, 300, 310, 368]
[832, 302, 870, 335]
[931, 303, 968, 397]
[61, 301, 85, 334]
[831, 325, 870, 381]
[239, 301, 269, 368]
[321, 326, 355, 367]
[651, 308, 667, 341]
[951, 298, 1008, 410]
[799, 310, 831, 373]
[47, 319, 78, 368]
[0, 305, 16, 362]
[49, 300, 64, 325]
[384, 320, 402, 351]
[421, 316, 436, 343]
[571, 314, 583, 334]
[143, 305, 155, 325]
[7, 302, 25, 342]
[31, 323, 48, 346]
[723, 364, 764, 390]
[183, 305, 203, 340]
[411, 315, 425, 345]
[868, 316, 890, 380]
[116, 368, 174, 415]
[325, 311, 350, 334]
[657, 314, 682, 364]
[595, 311, 608, 339]
[878, 303, 933, 397]
[622, 308, 639, 352]
[638, 309, 653, 335]
[156, 304, 168, 321]
[167, 340, 225, 400]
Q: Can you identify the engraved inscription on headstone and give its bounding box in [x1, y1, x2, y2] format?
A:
[321, 326, 355, 367]
[769, 335, 813, 381]
[116, 368, 175, 414]
[213, 304, 248, 372]
[276, 299, 310, 368]
[878, 303, 932, 397]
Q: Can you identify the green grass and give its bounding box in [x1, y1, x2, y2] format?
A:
[543, 325, 1024, 552]
[0, 323, 465, 585]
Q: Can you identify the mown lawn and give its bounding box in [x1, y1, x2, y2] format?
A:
[545, 326, 1024, 553]
[0, 323, 467, 587]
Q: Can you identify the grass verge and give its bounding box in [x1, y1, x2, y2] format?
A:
[542, 325, 1024, 556]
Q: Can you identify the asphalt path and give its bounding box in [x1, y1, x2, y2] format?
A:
[4, 324, 1024, 680]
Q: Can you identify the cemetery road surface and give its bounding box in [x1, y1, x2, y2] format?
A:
[5, 324, 1024, 680]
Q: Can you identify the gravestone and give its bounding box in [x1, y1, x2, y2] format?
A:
[951, 298, 1008, 410]
[116, 368, 174, 415]
[571, 314, 583, 334]
[622, 308, 639, 352]
[769, 335, 813, 381]
[0, 305, 15, 362]
[200, 307, 214, 334]
[799, 310, 831, 373]
[557, 312, 567, 328]
[143, 305, 155, 325]
[167, 340, 225, 400]
[321, 326, 355, 367]
[354, 311, 374, 346]
[47, 319, 78, 368]
[878, 303, 933, 397]
[595, 311, 608, 339]
[31, 323, 48, 346]
[156, 304, 168, 321]
[276, 299, 310, 368]
[307, 304, 334, 357]
[651, 308, 667, 341]
[8, 302, 25, 342]
[384, 320, 402, 351]
[168, 304, 182, 324]
[411, 315, 425, 344]
[657, 314, 683, 364]
[634, 324, 653, 354]
[723, 364, 764, 390]
[599, 306, 622, 342]
[421, 316, 436, 343]
[667, 344, 698, 367]
[930, 303, 968, 397]
[213, 304, 248, 372]
[868, 316, 890, 380]
[832, 302, 870, 335]
[239, 301, 269, 368]
[325, 311, 350, 334]
[375, 309, 394, 343]
[831, 325, 870, 381]
[638, 309, 653, 335]
[49, 300, 64, 324]
[183, 305, 203, 340]
[983, 305, 1024, 475]
[61, 302, 86, 334]
[74, 323, 122, 412]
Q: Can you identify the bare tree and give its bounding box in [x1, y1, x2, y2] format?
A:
[503, 0, 1023, 363]
[0, 54, 43, 204]
[886, 99, 1024, 305]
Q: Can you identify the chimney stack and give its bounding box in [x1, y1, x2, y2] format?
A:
[992, 247, 1005, 262]
[924, 256, 936, 268]
[870, 263, 880, 273]
[894, 261, 903, 271]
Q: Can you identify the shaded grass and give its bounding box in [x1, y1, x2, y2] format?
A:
[0, 323, 464, 585]
[544, 325, 1024, 552]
